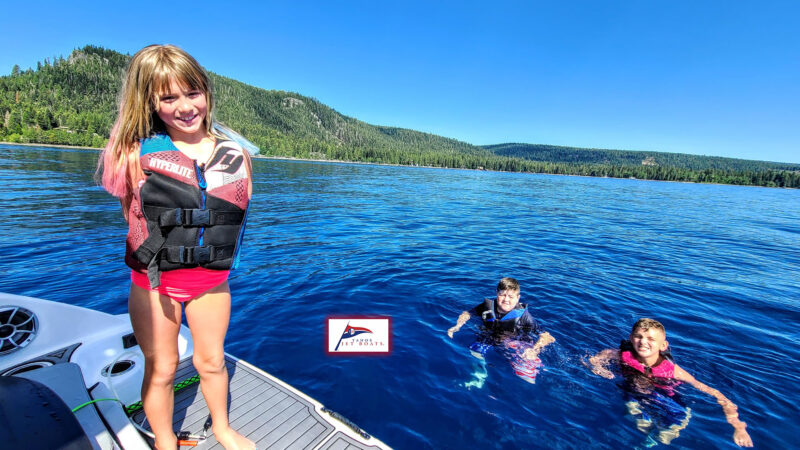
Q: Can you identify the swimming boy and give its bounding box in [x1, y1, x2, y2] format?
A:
[448, 277, 555, 383]
[589, 318, 753, 447]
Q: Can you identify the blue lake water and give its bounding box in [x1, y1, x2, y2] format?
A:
[1, 143, 799, 449]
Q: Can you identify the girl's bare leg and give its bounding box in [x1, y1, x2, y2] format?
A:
[185, 281, 255, 450]
[128, 284, 182, 450]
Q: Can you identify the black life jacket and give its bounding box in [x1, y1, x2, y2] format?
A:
[126, 134, 250, 288]
[479, 298, 529, 333]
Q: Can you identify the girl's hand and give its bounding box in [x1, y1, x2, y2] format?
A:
[588, 353, 616, 379]
[591, 366, 615, 379]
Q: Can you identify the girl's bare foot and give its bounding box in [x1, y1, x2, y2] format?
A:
[214, 425, 255, 450]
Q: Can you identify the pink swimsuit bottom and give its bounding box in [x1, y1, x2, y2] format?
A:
[131, 267, 230, 302]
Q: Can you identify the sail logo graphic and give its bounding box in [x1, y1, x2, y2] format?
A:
[326, 317, 392, 355]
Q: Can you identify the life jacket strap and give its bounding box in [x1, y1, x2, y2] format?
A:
[134, 222, 168, 287]
[143, 206, 245, 227]
[147, 256, 162, 289]
[138, 244, 234, 289]
[163, 245, 236, 265]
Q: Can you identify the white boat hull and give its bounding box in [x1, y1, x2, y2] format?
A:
[0, 293, 389, 449]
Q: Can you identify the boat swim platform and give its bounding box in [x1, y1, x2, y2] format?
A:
[129, 355, 387, 450]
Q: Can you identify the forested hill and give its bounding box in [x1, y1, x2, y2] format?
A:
[0, 45, 490, 164]
[484, 143, 800, 173]
[1, 45, 798, 188]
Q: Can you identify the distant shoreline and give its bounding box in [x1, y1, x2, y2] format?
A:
[1, 141, 99, 150]
[0, 141, 443, 169]
[2, 141, 793, 189]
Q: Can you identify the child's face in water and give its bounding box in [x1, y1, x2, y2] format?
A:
[495, 289, 521, 315]
[157, 79, 208, 141]
[629, 327, 668, 362]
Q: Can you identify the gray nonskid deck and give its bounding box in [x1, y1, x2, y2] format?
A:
[317, 432, 384, 450]
[131, 356, 381, 449]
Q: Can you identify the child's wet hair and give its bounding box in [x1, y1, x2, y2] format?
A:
[631, 318, 666, 335]
[496, 277, 520, 293]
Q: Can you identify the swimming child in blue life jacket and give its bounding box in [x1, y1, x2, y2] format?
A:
[589, 318, 753, 447]
[448, 277, 555, 385]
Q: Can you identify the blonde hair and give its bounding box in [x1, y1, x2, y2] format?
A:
[97, 44, 216, 209]
[631, 318, 666, 336]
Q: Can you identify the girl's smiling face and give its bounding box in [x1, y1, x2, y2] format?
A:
[156, 78, 208, 141]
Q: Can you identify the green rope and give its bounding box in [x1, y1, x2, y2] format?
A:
[125, 401, 143, 415]
[174, 374, 201, 391]
[125, 374, 202, 415]
[72, 398, 123, 413]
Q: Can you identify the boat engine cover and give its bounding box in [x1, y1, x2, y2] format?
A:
[0, 375, 94, 450]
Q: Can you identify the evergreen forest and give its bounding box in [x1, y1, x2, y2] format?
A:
[2, 45, 798, 188]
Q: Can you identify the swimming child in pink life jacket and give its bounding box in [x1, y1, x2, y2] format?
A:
[589, 318, 753, 447]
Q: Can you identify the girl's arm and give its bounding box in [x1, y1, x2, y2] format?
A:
[673, 364, 753, 447]
[447, 311, 472, 338]
[588, 349, 619, 379]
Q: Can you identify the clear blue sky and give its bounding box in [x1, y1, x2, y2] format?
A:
[3, 1, 798, 163]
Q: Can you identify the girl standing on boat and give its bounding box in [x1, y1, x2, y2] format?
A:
[98, 44, 254, 450]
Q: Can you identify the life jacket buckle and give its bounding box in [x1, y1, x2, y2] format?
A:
[189, 209, 213, 226]
[195, 246, 212, 264]
[177, 245, 189, 263]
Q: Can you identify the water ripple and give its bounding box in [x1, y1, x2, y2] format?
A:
[1, 145, 799, 449]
